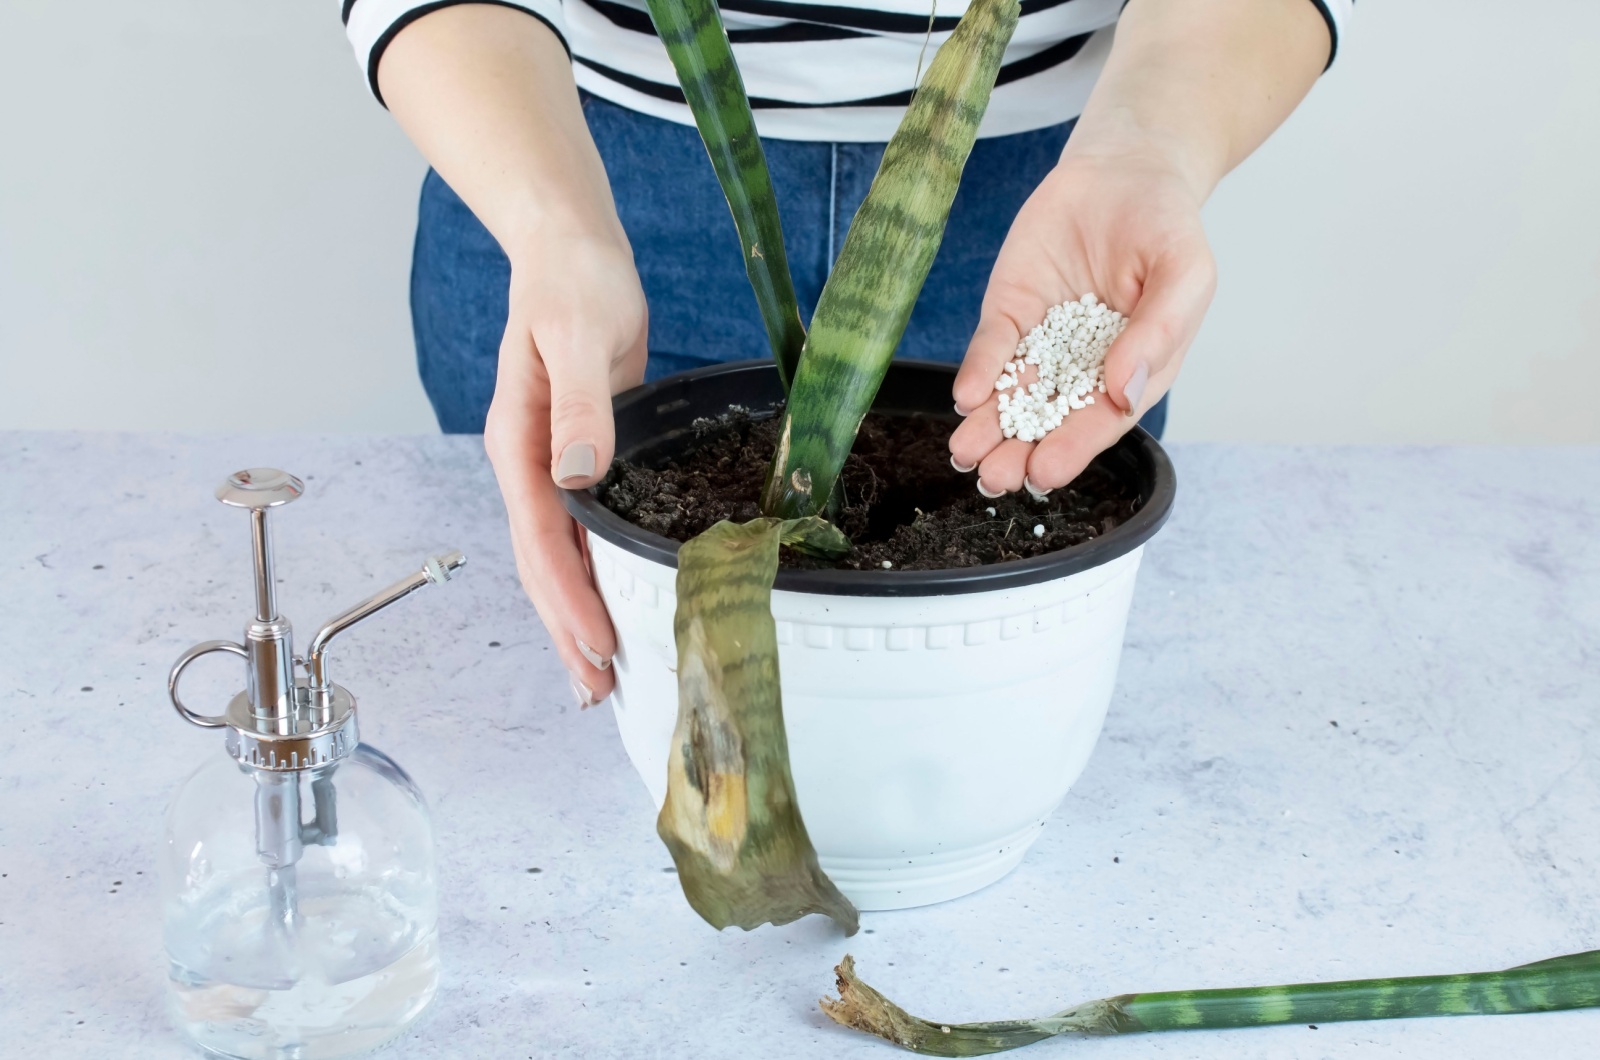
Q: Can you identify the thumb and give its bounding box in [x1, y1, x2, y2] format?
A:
[1104, 247, 1215, 417]
[541, 332, 620, 489]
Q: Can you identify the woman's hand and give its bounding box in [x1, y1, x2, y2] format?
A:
[950, 139, 1215, 495]
[485, 230, 647, 707]
[379, 5, 652, 706]
[951, 0, 1332, 495]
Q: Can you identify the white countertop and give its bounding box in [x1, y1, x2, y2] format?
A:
[4, 431, 1599, 1058]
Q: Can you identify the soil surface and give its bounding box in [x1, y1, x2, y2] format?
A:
[597, 407, 1143, 570]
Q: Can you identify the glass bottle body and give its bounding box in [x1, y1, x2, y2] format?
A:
[162, 744, 439, 1060]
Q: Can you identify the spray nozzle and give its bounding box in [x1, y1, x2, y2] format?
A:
[306, 550, 467, 696]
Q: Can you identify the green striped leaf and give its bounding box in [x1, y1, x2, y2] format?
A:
[659, 516, 859, 934]
[822, 950, 1600, 1055]
[643, 0, 806, 387]
[761, 0, 1019, 517]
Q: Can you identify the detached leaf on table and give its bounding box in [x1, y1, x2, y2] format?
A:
[822, 949, 1600, 1055]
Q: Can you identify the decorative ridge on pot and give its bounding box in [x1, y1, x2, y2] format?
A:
[561, 360, 1177, 598]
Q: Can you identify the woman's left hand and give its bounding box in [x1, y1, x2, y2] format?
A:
[950, 136, 1217, 496]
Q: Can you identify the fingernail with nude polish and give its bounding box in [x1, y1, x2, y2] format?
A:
[576, 638, 611, 671]
[977, 479, 1006, 500]
[570, 672, 598, 709]
[1024, 476, 1052, 501]
[556, 442, 597, 487]
[954, 401, 971, 417]
[1123, 362, 1149, 419]
[950, 455, 976, 474]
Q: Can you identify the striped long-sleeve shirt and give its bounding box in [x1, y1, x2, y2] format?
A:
[343, 0, 1350, 142]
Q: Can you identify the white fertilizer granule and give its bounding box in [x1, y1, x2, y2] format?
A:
[994, 293, 1125, 443]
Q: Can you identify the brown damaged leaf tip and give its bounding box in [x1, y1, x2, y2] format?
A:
[822, 955, 935, 1052]
[821, 955, 1077, 1055]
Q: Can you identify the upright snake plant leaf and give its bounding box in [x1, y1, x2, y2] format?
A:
[643, 0, 806, 387]
[822, 950, 1600, 1055]
[762, 0, 1019, 517]
[659, 516, 859, 934]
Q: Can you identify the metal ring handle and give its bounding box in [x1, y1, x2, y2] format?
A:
[168, 640, 248, 728]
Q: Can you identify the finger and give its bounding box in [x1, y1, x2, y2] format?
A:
[1104, 245, 1214, 416]
[541, 325, 625, 490]
[564, 520, 616, 672]
[976, 438, 1033, 497]
[517, 521, 617, 704]
[953, 313, 1022, 416]
[1024, 392, 1146, 493]
[507, 506, 618, 704]
[949, 392, 1005, 472]
[487, 326, 618, 704]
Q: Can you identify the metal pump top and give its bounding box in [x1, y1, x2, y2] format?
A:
[167, 467, 466, 773]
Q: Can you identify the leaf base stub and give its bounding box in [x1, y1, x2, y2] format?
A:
[821, 956, 1061, 1056]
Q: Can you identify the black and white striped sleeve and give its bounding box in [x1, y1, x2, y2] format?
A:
[343, 0, 569, 106]
[1308, 0, 1353, 68]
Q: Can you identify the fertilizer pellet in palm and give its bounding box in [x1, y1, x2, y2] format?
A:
[994, 293, 1126, 443]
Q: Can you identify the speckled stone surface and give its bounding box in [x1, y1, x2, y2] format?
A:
[3, 432, 1598, 1058]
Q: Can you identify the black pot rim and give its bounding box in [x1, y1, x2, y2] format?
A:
[561, 359, 1176, 597]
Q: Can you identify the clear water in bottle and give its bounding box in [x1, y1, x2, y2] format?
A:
[166, 875, 439, 1060]
[163, 748, 440, 1060]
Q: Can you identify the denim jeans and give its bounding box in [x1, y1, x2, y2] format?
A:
[411, 92, 1168, 439]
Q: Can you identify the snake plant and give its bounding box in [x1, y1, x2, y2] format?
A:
[636, 7, 1600, 1050]
[823, 951, 1600, 1054]
[642, 0, 806, 386]
[645, 0, 1020, 932]
[762, 0, 1014, 518]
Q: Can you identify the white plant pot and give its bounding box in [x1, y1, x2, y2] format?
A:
[565, 361, 1174, 911]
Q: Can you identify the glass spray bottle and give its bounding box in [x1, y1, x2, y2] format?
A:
[162, 468, 465, 1059]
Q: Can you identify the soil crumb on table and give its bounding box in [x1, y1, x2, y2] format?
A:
[596, 407, 1143, 571]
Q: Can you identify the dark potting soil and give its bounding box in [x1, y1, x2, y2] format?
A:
[596, 407, 1143, 571]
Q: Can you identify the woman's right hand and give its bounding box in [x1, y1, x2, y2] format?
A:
[378, 4, 648, 707]
[484, 230, 648, 708]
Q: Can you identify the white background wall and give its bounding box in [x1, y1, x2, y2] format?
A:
[2, 2, 1597, 443]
